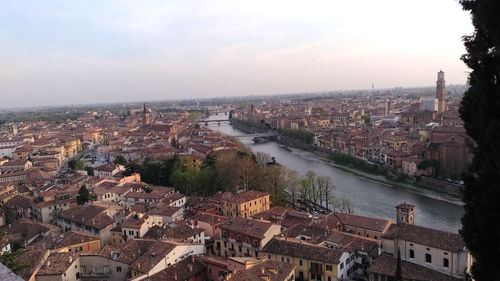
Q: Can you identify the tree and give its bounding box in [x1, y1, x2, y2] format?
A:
[114, 155, 128, 165]
[76, 185, 91, 205]
[394, 249, 403, 281]
[284, 170, 300, 208]
[85, 166, 94, 176]
[417, 159, 440, 177]
[459, 0, 500, 280]
[73, 159, 85, 171]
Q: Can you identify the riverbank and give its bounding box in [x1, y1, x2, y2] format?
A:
[280, 144, 463, 204]
[229, 118, 463, 201]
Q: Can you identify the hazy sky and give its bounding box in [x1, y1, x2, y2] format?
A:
[0, 0, 473, 108]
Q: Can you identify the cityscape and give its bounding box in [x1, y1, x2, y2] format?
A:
[0, 1, 498, 281]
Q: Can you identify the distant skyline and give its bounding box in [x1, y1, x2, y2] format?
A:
[0, 0, 473, 108]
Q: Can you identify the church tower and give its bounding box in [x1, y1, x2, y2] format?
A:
[142, 103, 152, 125]
[436, 70, 446, 113]
[396, 202, 415, 225]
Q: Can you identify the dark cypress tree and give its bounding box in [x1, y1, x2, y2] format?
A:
[394, 249, 403, 281]
[76, 185, 91, 205]
[459, 0, 500, 280]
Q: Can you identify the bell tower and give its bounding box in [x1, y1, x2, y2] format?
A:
[436, 70, 446, 113]
[396, 202, 415, 225]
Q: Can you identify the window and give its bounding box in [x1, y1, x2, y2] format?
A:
[340, 262, 344, 269]
[425, 254, 432, 263]
[286, 258, 290, 263]
[268, 255, 271, 259]
[409, 249, 415, 259]
[116, 266, 122, 272]
[326, 264, 333, 271]
[281, 256, 284, 262]
[443, 258, 449, 268]
[299, 260, 303, 266]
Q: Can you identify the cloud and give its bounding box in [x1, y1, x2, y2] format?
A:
[0, 0, 473, 108]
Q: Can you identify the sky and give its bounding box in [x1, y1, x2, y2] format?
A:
[0, 0, 473, 108]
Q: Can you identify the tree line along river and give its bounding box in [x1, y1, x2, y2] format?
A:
[205, 114, 464, 233]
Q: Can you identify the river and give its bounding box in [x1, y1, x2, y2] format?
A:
[206, 114, 464, 233]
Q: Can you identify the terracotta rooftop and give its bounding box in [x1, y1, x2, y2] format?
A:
[143, 223, 203, 241]
[58, 204, 114, 230]
[217, 217, 275, 239]
[149, 256, 206, 281]
[382, 223, 465, 252]
[0, 219, 52, 243]
[320, 212, 392, 232]
[122, 215, 147, 229]
[226, 260, 295, 281]
[213, 190, 270, 204]
[262, 237, 343, 264]
[33, 230, 100, 250]
[190, 212, 226, 225]
[94, 164, 121, 173]
[6, 249, 48, 280]
[369, 253, 461, 281]
[284, 224, 329, 242]
[4, 195, 34, 209]
[148, 205, 182, 217]
[37, 252, 78, 275]
[100, 239, 177, 274]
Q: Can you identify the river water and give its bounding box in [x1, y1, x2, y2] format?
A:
[206, 114, 464, 233]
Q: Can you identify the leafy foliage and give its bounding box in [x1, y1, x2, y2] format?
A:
[76, 185, 91, 205]
[85, 166, 94, 176]
[113, 155, 128, 165]
[417, 159, 440, 177]
[230, 118, 268, 132]
[279, 128, 314, 144]
[68, 159, 85, 170]
[124, 157, 178, 186]
[329, 152, 387, 175]
[0, 251, 26, 275]
[459, 0, 500, 280]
